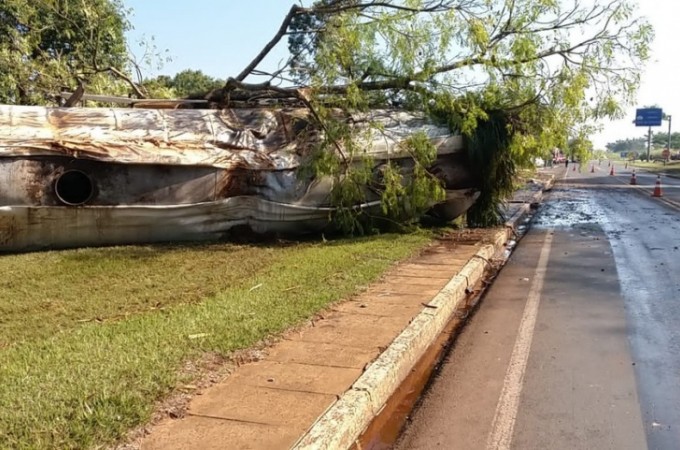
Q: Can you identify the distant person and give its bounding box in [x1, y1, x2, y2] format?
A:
[565, 159, 569, 168]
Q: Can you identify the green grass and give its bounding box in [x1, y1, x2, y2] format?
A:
[630, 161, 680, 177]
[0, 244, 282, 345]
[0, 234, 431, 449]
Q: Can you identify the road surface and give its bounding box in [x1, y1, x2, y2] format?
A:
[396, 163, 680, 450]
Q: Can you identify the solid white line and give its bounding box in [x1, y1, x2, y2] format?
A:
[486, 229, 555, 450]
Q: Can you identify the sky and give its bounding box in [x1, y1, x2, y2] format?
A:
[125, 0, 679, 149]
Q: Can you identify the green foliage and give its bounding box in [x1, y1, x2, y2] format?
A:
[171, 69, 224, 97]
[464, 111, 516, 226]
[140, 76, 177, 99]
[142, 69, 224, 99]
[391, 132, 446, 219]
[302, 104, 445, 234]
[0, 0, 132, 104]
[606, 137, 647, 153]
[652, 132, 680, 150]
[568, 136, 595, 162]
[277, 0, 653, 227]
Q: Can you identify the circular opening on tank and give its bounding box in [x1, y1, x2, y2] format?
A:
[55, 170, 94, 206]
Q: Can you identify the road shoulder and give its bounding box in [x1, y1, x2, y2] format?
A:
[396, 219, 645, 450]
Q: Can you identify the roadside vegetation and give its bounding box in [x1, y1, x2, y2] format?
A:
[0, 234, 431, 448]
[630, 161, 680, 177]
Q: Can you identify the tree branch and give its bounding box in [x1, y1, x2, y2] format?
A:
[235, 5, 303, 82]
[313, 0, 454, 15]
[100, 66, 147, 98]
[234, 1, 462, 83]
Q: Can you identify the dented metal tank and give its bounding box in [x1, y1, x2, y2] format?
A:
[0, 105, 479, 252]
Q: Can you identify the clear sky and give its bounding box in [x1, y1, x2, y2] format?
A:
[125, 0, 678, 149]
[125, 1, 293, 83]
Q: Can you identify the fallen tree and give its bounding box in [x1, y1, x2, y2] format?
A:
[193, 0, 652, 227]
[3, 0, 653, 233]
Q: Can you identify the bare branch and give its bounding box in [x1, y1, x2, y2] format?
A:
[313, 0, 455, 15]
[63, 81, 85, 107]
[235, 5, 303, 82]
[98, 66, 147, 98]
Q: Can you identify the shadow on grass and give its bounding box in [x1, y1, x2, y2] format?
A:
[32, 223, 444, 261]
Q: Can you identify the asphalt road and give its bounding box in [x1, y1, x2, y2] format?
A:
[396, 165, 680, 450]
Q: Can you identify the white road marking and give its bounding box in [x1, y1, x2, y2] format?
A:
[486, 229, 555, 450]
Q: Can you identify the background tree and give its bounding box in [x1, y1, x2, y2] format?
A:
[568, 137, 594, 162]
[0, 0, 145, 105]
[606, 137, 647, 153]
[652, 132, 680, 150]
[143, 70, 223, 98]
[171, 69, 223, 97]
[141, 75, 176, 98]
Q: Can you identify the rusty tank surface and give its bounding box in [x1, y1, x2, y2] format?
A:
[0, 105, 479, 252]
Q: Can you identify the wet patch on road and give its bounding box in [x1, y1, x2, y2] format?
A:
[533, 181, 680, 449]
[533, 189, 606, 228]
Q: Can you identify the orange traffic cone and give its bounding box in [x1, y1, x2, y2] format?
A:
[609, 166, 615, 176]
[652, 175, 663, 197]
[630, 171, 637, 185]
[591, 165, 595, 173]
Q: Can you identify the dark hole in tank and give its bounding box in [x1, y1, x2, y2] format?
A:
[54, 170, 94, 205]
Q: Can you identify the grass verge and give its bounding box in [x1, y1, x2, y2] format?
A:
[0, 243, 285, 345]
[631, 161, 680, 177]
[0, 234, 431, 449]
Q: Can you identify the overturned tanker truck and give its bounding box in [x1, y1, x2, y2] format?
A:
[0, 104, 479, 252]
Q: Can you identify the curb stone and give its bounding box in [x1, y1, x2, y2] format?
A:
[291, 175, 553, 450]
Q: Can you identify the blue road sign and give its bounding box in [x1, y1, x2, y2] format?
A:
[635, 108, 663, 127]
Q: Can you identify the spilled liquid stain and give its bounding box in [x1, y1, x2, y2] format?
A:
[533, 189, 607, 228]
[534, 180, 680, 449]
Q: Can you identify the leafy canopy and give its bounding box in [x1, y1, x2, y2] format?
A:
[606, 137, 647, 153]
[0, 0, 136, 104]
[142, 70, 224, 99]
[226, 0, 652, 226]
[653, 132, 680, 150]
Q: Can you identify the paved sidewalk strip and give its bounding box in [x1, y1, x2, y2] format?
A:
[142, 244, 481, 450]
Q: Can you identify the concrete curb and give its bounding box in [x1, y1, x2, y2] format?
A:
[291, 177, 552, 450]
[292, 242, 498, 450]
[504, 177, 551, 233]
